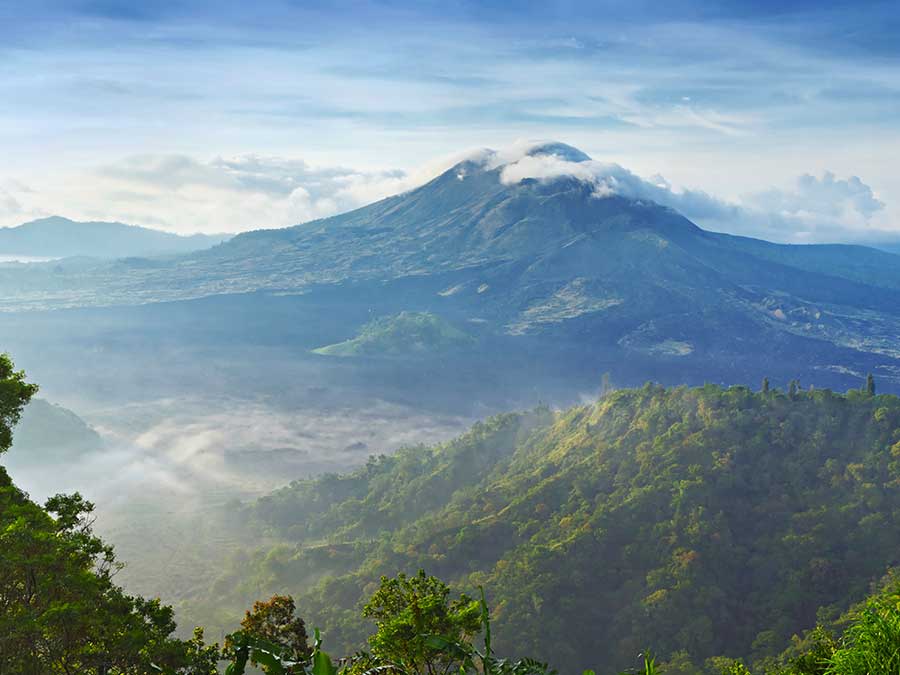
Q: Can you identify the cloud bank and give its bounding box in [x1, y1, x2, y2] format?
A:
[0, 149, 485, 234]
[493, 145, 890, 244]
[0, 185, 23, 218]
[0, 141, 892, 245]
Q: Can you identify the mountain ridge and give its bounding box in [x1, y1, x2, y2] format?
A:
[0, 215, 230, 259]
[190, 383, 900, 672]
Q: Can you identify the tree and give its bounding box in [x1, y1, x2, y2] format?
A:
[865, 373, 876, 396]
[789, 380, 799, 399]
[600, 372, 613, 399]
[423, 587, 555, 675]
[235, 595, 311, 668]
[0, 352, 38, 454]
[0, 354, 218, 674]
[362, 570, 482, 675]
[0, 470, 222, 673]
[761, 378, 769, 394]
[181, 627, 223, 674]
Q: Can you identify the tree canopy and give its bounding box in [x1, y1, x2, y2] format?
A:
[0, 354, 218, 674]
[197, 383, 900, 672]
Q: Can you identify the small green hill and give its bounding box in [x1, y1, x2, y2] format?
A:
[192, 383, 900, 673]
[312, 311, 474, 357]
[8, 398, 102, 463]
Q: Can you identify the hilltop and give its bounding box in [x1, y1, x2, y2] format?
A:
[312, 311, 475, 357]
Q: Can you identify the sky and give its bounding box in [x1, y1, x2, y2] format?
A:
[1, 0, 899, 243]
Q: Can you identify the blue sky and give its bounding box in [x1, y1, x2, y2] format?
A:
[1, 0, 898, 241]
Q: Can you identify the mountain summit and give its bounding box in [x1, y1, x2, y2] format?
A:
[492, 140, 594, 163]
[214, 140, 704, 276]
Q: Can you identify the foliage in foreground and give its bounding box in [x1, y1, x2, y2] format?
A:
[171, 547, 900, 675]
[825, 583, 900, 675]
[3, 351, 900, 675]
[0, 353, 219, 673]
[714, 575, 900, 675]
[220, 575, 556, 675]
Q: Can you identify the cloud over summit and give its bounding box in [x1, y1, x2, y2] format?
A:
[490, 142, 889, 244]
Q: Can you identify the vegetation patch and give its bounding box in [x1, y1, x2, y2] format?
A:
[312, 312, 475, 357]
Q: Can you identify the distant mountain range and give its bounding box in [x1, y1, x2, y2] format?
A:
[6, 398, 102, 466]
[1, 142, 899, 392]
[0, 216, 229, 259]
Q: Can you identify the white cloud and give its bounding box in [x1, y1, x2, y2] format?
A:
[0, 187, 22, 217]
[495, 144, 890, 244]
[0, 150, 486, 234]
[92, 154, 402, 230]
[498, 150, 728, 209]
[741, 172, 886, 238]
[499, 154, 591, 184]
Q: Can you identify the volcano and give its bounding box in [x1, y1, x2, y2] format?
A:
[2, 141, 900, 392]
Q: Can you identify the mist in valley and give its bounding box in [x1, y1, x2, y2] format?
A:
[6, 346, 478, 616]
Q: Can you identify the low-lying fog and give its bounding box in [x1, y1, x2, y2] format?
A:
[15, 395, 469, 501]
[0, 292, 561, 608]
[9, 391, 470, 602]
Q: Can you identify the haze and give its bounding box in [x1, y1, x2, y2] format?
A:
[3, 2, 900, 672]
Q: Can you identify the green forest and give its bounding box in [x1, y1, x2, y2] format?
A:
[3, 353, 900, 673]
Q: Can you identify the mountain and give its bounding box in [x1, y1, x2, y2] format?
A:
[1, 142, 900, 394]
[3, 398, 104, 497]
[0, 216, 229, 259]
[189, 384, 900, 672]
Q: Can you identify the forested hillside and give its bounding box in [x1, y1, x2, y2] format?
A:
[8, 398, 102, 462]
[193, 382, 900, 672]
[4, 350, 900, 673]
